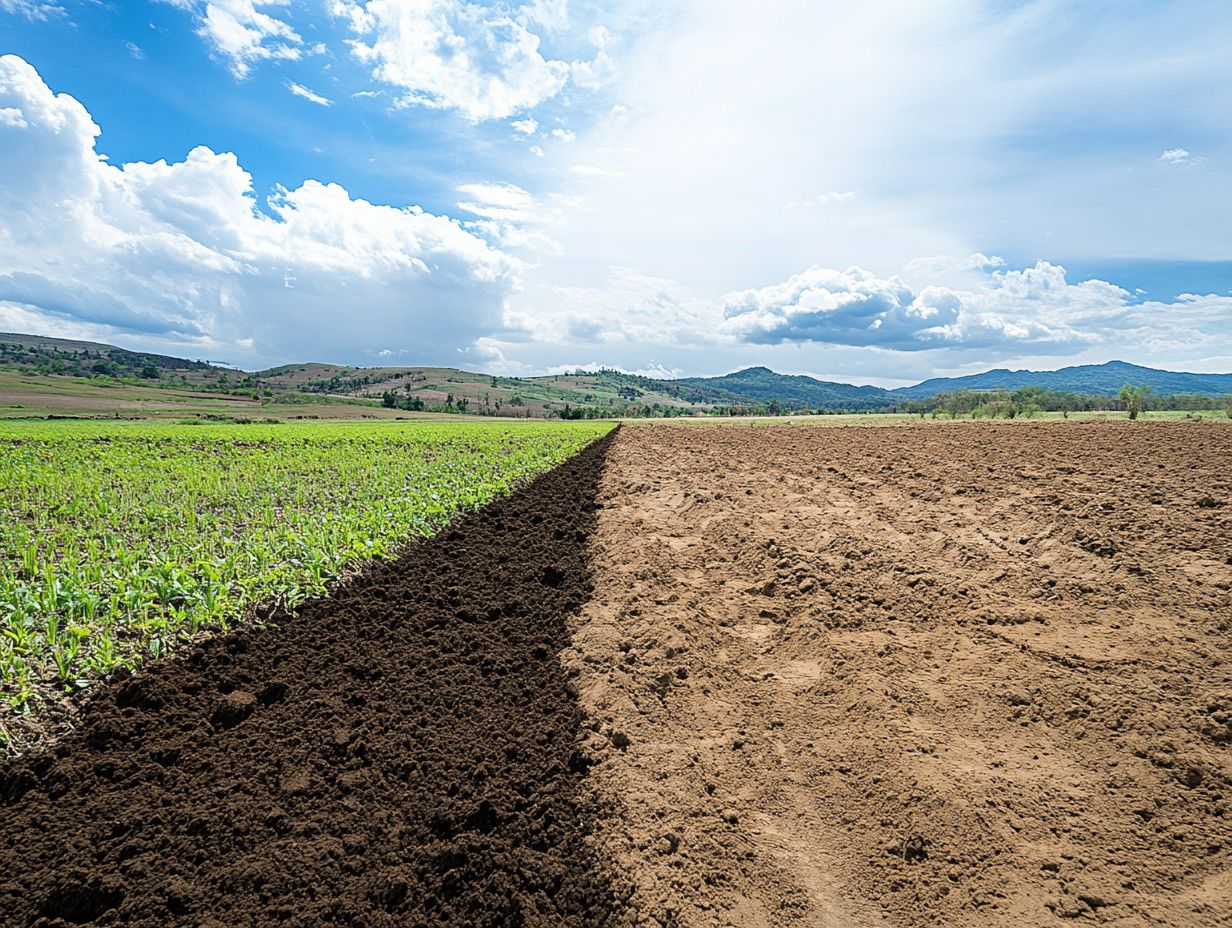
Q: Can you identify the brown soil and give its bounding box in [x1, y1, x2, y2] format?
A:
[0, 433, 625, 927]
[570, 422, 1232, 927]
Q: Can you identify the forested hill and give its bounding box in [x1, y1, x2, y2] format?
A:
[890, 360, 1232, 399]
[673, 366, 893, 410]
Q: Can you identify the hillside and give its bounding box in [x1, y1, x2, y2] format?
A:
[891, 360, 1232, 399]
[0, 332, 230, 384]
[675, 367, 893, 410]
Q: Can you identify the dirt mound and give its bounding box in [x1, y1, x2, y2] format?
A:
[0, 433, 625, 928]
[571, 422, 1232, 927]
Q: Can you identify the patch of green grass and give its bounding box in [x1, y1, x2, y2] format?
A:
[0, 419, 613, 719]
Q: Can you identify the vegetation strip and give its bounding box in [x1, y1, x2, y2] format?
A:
[0, 419, 612, 733]
[0, 430, 625, 927]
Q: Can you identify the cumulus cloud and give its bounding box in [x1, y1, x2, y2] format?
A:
[721, 259, 1232, 355]
[903, 253, 1006, 277]
[331, 0, 566, 121]
[285, 80, 332, 106]
[159, 0, 305, 78]
[330, 0, 612, 121]
[0, 55, 519, 364]
[455, 182, 565, 253]
[723, 267, 940, 349]
[1157, 147, 1204, 166]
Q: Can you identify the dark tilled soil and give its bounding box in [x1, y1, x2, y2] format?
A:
[0, 432, 624, 928]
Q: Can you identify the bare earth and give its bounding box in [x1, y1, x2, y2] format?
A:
[566, 422, 1232, 927]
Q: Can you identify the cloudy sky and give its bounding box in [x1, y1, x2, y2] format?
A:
[1, 0, 1229, 384]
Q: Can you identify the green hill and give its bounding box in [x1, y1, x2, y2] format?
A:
[675, 367, 892, 410]
[890, 360, 1232, 399]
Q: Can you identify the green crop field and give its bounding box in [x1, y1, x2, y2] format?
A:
[0, 419, 613, 733]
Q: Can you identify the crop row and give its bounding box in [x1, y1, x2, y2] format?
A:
[0, 419, 612, 724]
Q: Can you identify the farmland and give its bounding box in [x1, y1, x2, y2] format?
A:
[1, 418, 1230, 928]
[0, 419, 612, 738]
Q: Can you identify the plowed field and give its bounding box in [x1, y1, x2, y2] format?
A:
[571, 422, 1231, 927]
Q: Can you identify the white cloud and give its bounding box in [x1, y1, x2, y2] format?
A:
[0, 55, 520, 365]
[786, 190, 858, 209]
[511, 117, 538, 136]
[285, 80, 332, 107]
[455, 181, 565, 253]
[903, 253, 1005, 277]
[570, 163, 626, 178]
[125, 41, 147, 61]
[509, 266, 716, 347]
[547, 359, 680, 379]
[332, 0, 570, 121]
[520, 0, 568, 32]
[0, 0, 62, 20]
[569, 25, 616, 89]
[720, 259, 1232, 355]
[461, 335, 535, 375]
[529, 144, 545, 157]
[160, 0, 305, 79]
[551, 127, 576, 143]
[1157, 147, 1204, 166]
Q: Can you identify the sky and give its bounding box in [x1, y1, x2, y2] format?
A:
[0, 0, 1229, 385]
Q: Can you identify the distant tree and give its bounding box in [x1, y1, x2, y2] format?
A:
[1118, 384, 1151, 420]
[140, 365, 160, 379]
[942, 389, 977, 419]
[381, 390, 397, 408]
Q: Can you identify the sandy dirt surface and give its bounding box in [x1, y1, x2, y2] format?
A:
[568, 422, 1232, 927]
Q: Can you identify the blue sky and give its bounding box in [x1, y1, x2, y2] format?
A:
[0, 0, 1229, 384]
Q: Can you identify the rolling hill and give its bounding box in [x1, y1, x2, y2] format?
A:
[891, 360, 1232, 399]
[675, 367, 893, 410]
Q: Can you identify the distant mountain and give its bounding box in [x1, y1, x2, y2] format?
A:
[674, 367, 893, 410]
[890, 360, 1232, 399]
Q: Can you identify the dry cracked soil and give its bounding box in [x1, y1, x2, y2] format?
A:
[3, 421, 1231, 928]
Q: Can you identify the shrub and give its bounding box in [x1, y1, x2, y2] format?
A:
[1118, 384, 1151, 420]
